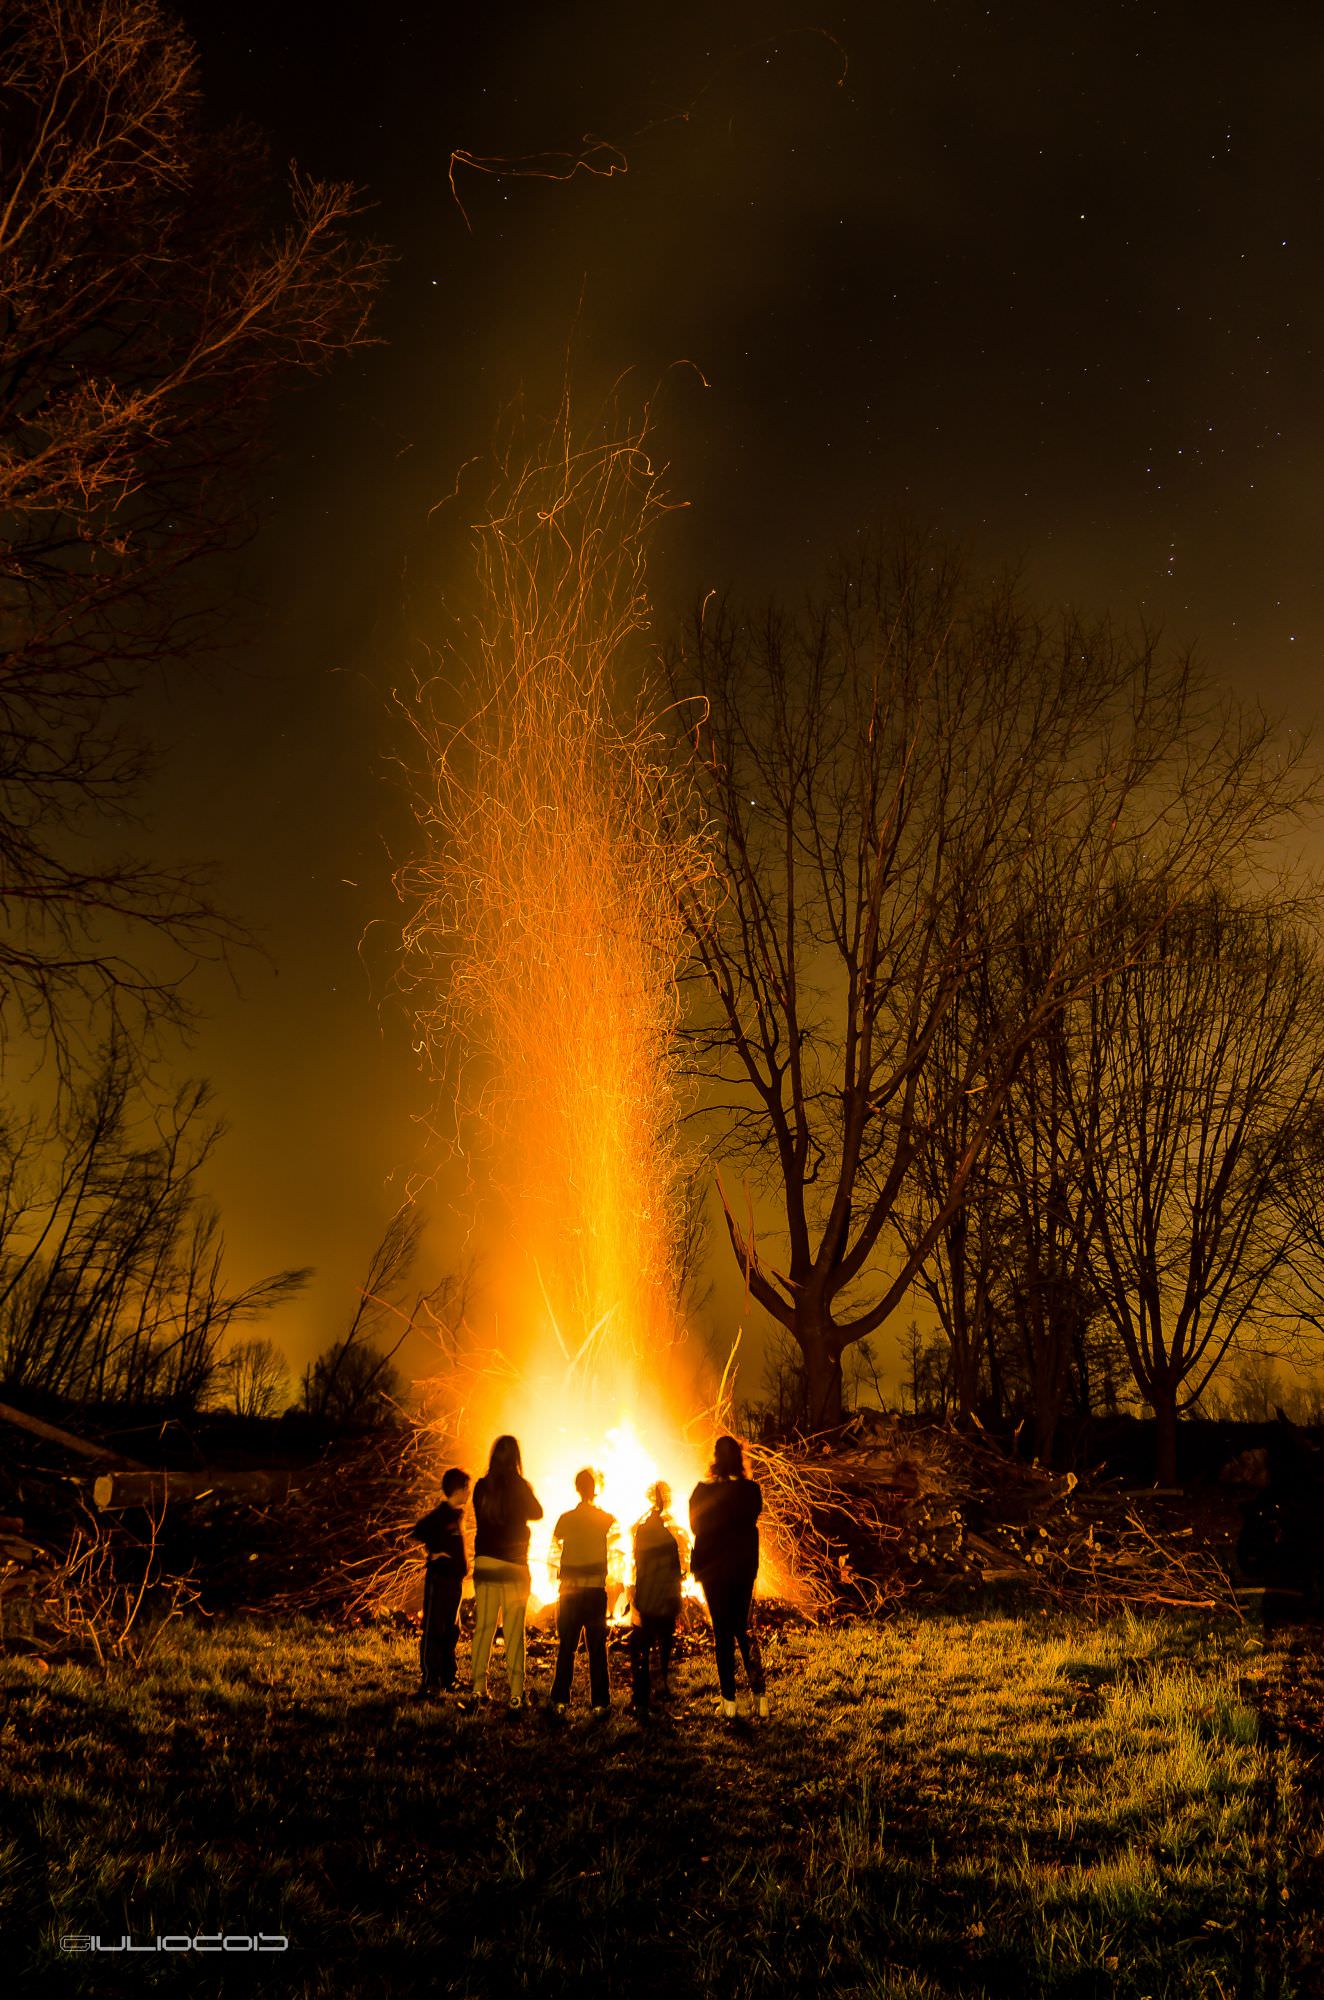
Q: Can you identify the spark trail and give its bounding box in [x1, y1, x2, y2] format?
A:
[397, 407, 714, 1585]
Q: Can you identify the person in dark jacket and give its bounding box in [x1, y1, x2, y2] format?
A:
[548, 1468, 620, 1713]
[466, 1435, 544, 1711]
[629, 1479, 689, 1720]
[411, 1466, 470, 1695]
[690, 1434, 767, 1720]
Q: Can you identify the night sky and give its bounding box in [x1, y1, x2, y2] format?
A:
[151, 0, 1324, 1383]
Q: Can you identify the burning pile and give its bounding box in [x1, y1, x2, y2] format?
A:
[394, 405, 734, 1585]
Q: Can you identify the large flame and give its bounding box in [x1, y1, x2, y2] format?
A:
[399, 406, 717, 1582]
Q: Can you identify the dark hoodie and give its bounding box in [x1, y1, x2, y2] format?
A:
[472, 1474, 544, 1568]
[689, 1477, 762, 1589]
[412, 1502, 468, 1581]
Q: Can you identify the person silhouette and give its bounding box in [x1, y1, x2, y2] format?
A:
[629, 1479, 689, 1720]
[464, 1436, 543, 1712]
[689, 1434, 768, 1720]
[547, 1468, 620, 1714]
[411, 1465, 470, 1695]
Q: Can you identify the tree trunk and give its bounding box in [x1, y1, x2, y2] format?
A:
[951, 1348, 982, 1428]
[800, 1331, 844, 1430]
[945, 1215, 981, 1426]
[1032, 1385, 1061, 1467]
[1152, 1385, 1180, 1486]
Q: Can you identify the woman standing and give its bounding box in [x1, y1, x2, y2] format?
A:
[689, 1434, 768, 1720]
[466, 1435, 543, 1711]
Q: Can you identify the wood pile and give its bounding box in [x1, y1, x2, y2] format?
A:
[191, 1424, 441, 1620]
[793, 1411, 1240, 1615]
[0, 1510, 45, 1646]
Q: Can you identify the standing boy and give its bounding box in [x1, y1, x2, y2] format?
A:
[548, 1468, 620, 1714]
[411, 1466, 470, 1696]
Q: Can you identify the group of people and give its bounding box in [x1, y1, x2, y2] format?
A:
[410, 1433, 767, 1721]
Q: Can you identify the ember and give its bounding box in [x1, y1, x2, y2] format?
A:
[397, 407, 744, 1596]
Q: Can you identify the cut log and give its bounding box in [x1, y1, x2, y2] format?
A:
[0, 1400, 147, 1468]
[92, 1468, 295, 1511]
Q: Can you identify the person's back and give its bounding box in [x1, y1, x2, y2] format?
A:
[413, 1499, 466, 1574]
[552, 1498, 616, 1590]
[411, 1466, 470, 1697]
[628, 1487, 688, 1721]
[633, 1506, 686, 1618]
[689, 1475, 761, 1588]
[690, 1435, 768, 1721]
[466, 1436, 543, 1712]
[473, 1471, 542, 1567]
[549, 1471, 617, 1714]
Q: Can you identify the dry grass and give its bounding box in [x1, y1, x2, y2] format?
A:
[0, 1609, 1313, 1997]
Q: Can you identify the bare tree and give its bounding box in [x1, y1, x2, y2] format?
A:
[1067, 891, 1324, 1483]
[898, 1317, 950, 1419]
[0, 1043, 310, 1405]
[899, 980, 1011, 1426]
[215, 1335, 290, 1419]
[738, 1322, 808, 1439]
[301, 1209, 422, 1424]
[844, 1335, 889, 1412]
[667, 537, 1304, 1427]
[0, 0, 386, 1056]
[904, 916, 1118, 1459]
[301, 1337, 405, 1427]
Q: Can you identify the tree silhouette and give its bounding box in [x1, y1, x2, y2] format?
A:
[668, 537, 1307, 1427]
[0, 0, 386, 1057]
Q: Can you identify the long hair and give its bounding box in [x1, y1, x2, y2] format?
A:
[477, 1433, 524, 1527]
[710, 1434, 747, 1480]
[488, 1434, 523, 1479]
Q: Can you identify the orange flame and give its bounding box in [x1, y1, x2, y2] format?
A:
[398, 403, 720, 1582]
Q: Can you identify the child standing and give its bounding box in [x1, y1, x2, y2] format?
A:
[547, 1468, 620, 1714]
[629, 1479, 689, 1721]
[411, 1466, 470, 1696]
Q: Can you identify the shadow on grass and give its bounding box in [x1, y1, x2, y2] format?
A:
[0, 1613, 1306, 1999]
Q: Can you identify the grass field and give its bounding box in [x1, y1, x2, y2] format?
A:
[0, 1608, 1316, 1998]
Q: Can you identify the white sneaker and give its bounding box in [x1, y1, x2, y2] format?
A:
[719, 1698, 737, 1720]
[755, 1694, 769, 1719]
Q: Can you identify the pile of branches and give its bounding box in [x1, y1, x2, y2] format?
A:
[187, 1422, 444, 1622]
[785, 1412, 1240, 1616]
[2, 1490, 200, 1664]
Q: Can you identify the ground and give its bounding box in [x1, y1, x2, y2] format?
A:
[1, 1610, 1320, 1998]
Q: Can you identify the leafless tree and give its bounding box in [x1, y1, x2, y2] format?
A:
[844, 1334, 889, 1412]
[738, 1321, 808, 1438]
[0, 1042, 310, 1404]
[671, 1164, 714, 1325]
[899, 1317, 952, 1420]
[903, 913, 1120, 1458]
[898, 979, 1011, 1426]
[0, 0, 386, 1058]
[301, 1209, 421, 1424]
[214, 1334, 291, 1420]
[1066, 890, 1324, 1483]
[301, 1336, 406, 1427]
[667, 536, 1306, 1427]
